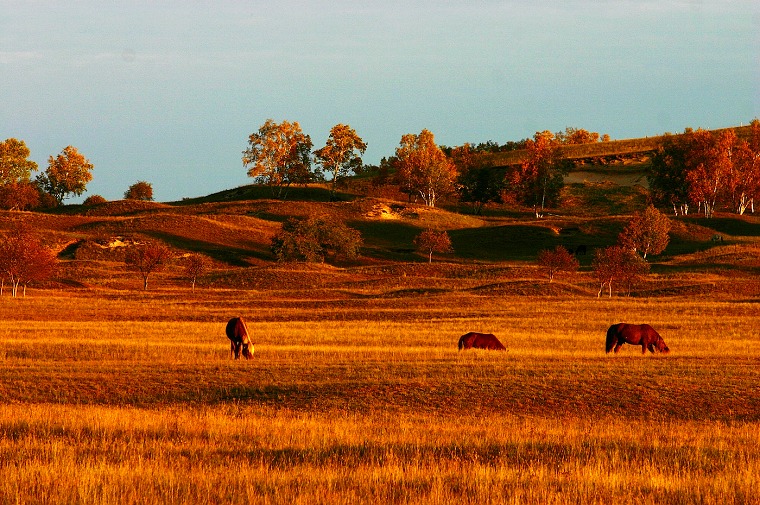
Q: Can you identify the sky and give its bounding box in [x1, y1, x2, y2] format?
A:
[2, 0, 758, 203]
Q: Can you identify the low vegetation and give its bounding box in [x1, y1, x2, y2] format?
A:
[0, 291, 759, 504]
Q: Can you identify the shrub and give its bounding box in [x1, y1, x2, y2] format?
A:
[272, 216, 362, 263]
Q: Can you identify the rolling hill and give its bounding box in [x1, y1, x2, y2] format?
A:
[2, 124, 759, 298]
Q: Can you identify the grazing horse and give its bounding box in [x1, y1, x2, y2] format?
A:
[226, 317, 254, 359]
[458, 332, 506, 351]
[606, 323, 670, 354]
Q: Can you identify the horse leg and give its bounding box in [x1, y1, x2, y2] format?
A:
[647, 343, 655, 354]
[230, 341, 236, 359]
[614, 342, 623, 353]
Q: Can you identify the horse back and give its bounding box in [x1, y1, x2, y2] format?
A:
[226, 317, 249, 344]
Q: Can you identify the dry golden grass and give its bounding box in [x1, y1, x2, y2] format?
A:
[1, 288, 759, 503]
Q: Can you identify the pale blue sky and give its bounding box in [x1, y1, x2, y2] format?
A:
[2, 1, 758, 202]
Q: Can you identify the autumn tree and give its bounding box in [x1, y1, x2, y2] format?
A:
[182, 253, 208, 291]
[453, 143, 503, 214]
[0, 182, 40, 210]
[507, 130, 569, 218]
[394, 129, 458, 207]
[272, 216, 362, 263]
[726, 119, 760, 215]
[619, 205, 671, 259]
[0, 224, 57, 297]
[36, 146, 94, 205]
[124, 181, 154, 201]
[592, 245, 649, 297]
[125, 241, 173, 290]
[314, 124, 367, 199]
[555, 127, 601, 145]
[537, 246, 579, 282]
[648, 133, 692, 215]
[83, 194, 107, 205]
[0, 138, 38, 185]
[685, 129, 736, 218]
[413, 229, 454, 263]
[242, 119, 315, 199]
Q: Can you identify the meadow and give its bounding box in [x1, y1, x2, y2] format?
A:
[1, 287, 759, 504]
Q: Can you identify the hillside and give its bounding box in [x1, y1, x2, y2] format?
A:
[2, 123, 759, 298]
[2, 182, 759, 300]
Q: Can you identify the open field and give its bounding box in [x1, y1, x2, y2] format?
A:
[1, 289, 759, 504]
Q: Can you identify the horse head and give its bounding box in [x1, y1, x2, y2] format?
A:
[656, 337, 670, 353]
[241, 342, 254, 359]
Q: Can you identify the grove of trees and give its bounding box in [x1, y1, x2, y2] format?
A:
[648, 120, 760, 217]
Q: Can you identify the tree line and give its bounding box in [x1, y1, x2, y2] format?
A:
[0, 139, 158, 210]
[648, 120, 760, 217]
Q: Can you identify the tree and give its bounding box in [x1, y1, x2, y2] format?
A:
[271, 216, 362, 263]
[394, 129, 458, 207]
[83, 194, 107, 206]
[555, 127, 601, 145]
[125, 241, 173, 290]
[648, 133, 691, 215]
[0, 224, 57, 297]
[36, 146, 94, 205]
[537, 246, 579, 282]
[0, 181, 40, 210]
[592, 245, 649, 297]
[242, 119, 315, 199]
[685, 129, 735, 218]
[124, 181, 154, 201]
[183, 253, 208, 291]
[725, 120, 760, 215]
[0, 138, 38, 185]
[453, 143, 503, 214]
[413, 229, 453, 263]
[507, 130, 569, 218]
[314, 124, 367, 199]
[619, 205, 671, 259]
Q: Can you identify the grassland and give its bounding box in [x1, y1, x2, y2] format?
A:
[3, 159, 760, 503]
[1, 288, 759, 504]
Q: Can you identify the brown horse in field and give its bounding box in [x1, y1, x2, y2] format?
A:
[226, 317, 254, 359]
[458, 332, 506, 351]
[606, 323, 670, 354]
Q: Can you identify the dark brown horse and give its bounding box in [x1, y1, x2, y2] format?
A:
[606, 323, 670, 354]
[458, 332, 506, 351]
[226, 317, 254, 359]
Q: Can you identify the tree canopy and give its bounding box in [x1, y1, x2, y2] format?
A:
[124, 181, 154, 201]
[243, 119, 315, 199]
[0, 138, 38, 185]
[36, 146, 94, 205]
[394, 129, 457, 207]
[507, 130, 569, 218]
[314, 124, 367, 198]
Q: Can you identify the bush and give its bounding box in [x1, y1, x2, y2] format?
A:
[124, 181, 154, 201]
[272, 216, 362, 263]
[82, 194, 107, 206]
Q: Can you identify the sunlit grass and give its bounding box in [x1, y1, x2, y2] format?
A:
[1, 289, 759, 503]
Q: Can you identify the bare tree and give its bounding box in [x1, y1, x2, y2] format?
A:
[125, 241, 173, 290]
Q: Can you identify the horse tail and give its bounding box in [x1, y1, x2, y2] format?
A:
[605, 325, 618, 353]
